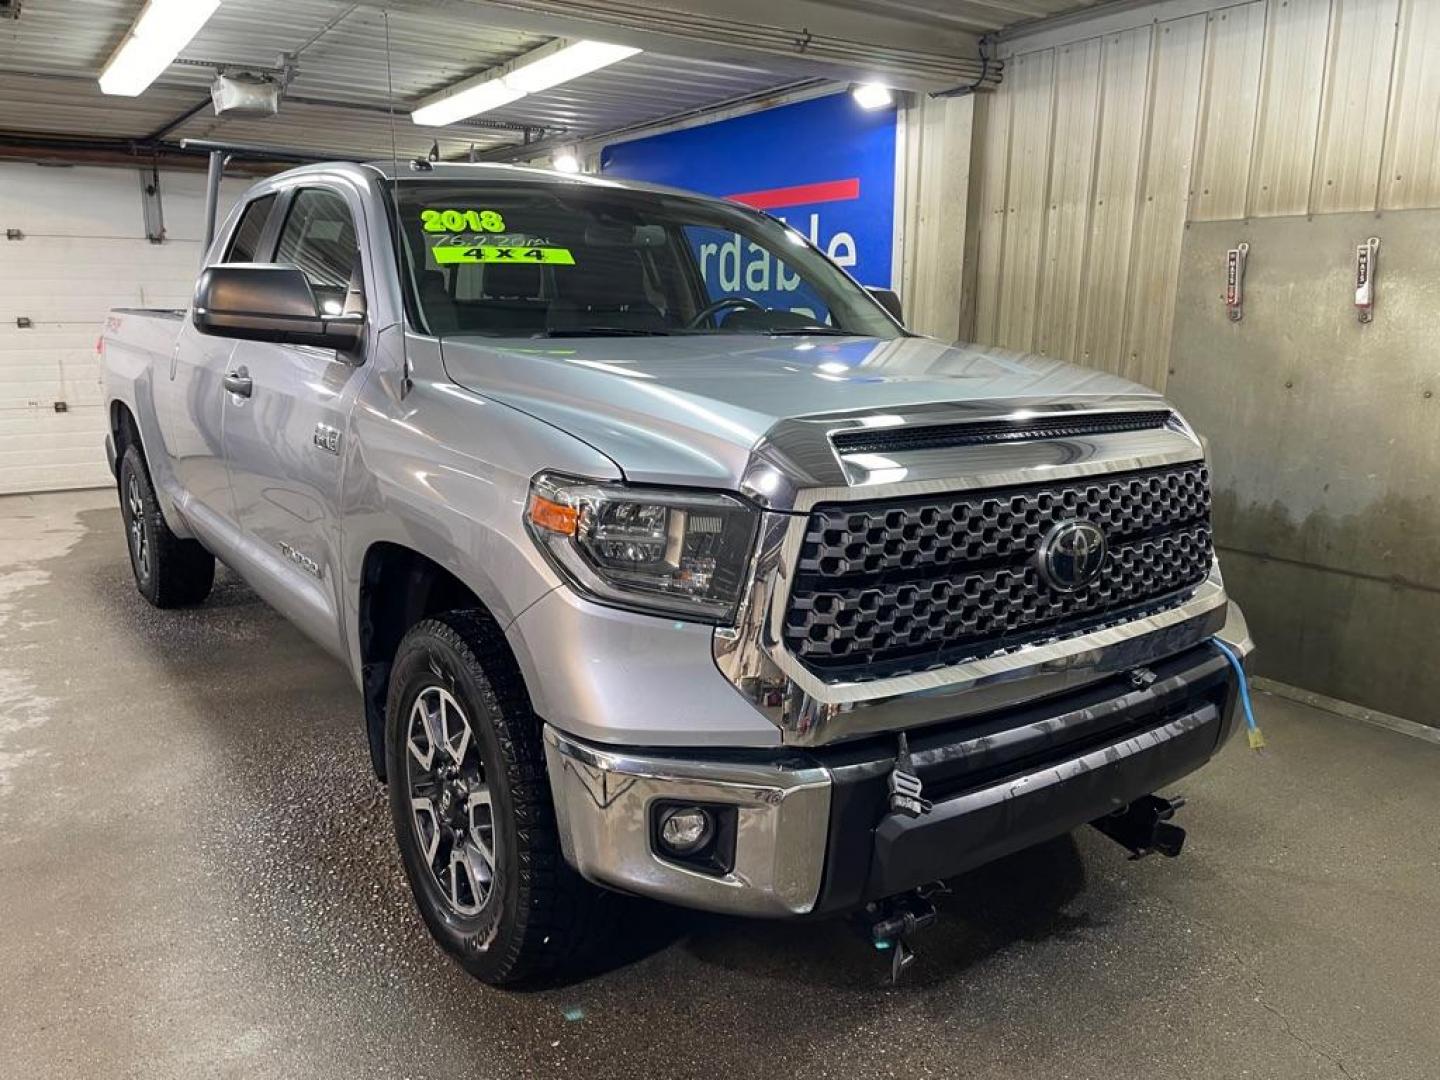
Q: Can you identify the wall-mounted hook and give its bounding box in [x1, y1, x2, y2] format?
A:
[1355, 237, 1379, 324]
[1225, 242, 1248, 322]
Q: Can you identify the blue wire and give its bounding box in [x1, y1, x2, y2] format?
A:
[1211, 637, 1259, 736]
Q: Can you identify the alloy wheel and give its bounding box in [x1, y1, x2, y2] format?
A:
[404, 685, 498, 916]
[125, 473, 150, 582]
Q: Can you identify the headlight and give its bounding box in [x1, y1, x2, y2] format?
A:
[524, 472, 760, 622]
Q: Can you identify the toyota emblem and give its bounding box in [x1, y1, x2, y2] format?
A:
[1036, 520, 1108, 592]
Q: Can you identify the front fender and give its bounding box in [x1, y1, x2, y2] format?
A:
[337, 350, 622, 681]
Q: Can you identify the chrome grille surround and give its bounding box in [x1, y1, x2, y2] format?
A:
[713, 397, 1232, 747]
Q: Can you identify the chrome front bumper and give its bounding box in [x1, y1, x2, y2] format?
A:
[542, 726, 832, 917]
[546, 603, 1253, 918]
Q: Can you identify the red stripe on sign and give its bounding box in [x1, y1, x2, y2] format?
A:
[726, 177, 861, 210]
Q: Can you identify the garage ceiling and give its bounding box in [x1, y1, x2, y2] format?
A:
[0, 0, 1105, 164]
[821, 0, 1109, 36]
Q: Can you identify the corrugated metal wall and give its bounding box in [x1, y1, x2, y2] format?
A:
[897, 94, 977, 340]
[971, 0, 1440, 391]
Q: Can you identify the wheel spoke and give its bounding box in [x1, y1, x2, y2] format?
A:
[406, 697, 435, 771]
[420, 693, 446, 754]
[411, 796, 443, 869]
[439, 691, 470, 765]
[449, 846, 482, 912]
[466, 788, 497, 872]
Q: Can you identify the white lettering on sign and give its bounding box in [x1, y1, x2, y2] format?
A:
[780, 213, 856, 269]
[697, 211, 857, 297]
[698, 236, 803, 294]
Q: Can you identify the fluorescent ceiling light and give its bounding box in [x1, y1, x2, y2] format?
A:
[412, 38, 641, 127]
[99, 0, 221, 97]
[552, 151, 581, 174]
[851, 82, 894, 110]
[412, 81, 526, 127]
[505, 40, 641, 94]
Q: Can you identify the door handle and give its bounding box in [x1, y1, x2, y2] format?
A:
[223, 367, 253, 397]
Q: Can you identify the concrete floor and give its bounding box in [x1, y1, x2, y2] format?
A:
[2, 489, 1437, 1080]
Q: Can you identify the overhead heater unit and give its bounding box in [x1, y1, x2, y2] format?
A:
[211, 73, 280, 118]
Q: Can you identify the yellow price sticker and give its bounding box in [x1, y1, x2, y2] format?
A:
[421, 208, 506, 233]
[432, 245, 575, 265]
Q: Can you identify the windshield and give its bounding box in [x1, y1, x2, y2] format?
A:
[390, 179, 901, 340]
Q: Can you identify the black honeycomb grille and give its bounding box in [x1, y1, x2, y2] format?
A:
[783, 462, 1212, 680]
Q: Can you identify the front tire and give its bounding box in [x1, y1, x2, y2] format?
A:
[385, 611, 607, 986]
[117, 444, 215, 608]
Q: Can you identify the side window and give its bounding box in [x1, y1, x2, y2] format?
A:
[223, 194, 277, 263]
[274, 188, 359, 312]
[682, 225, 832, 325]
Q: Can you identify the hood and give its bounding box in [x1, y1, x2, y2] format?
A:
[438, 334, 1163, 488]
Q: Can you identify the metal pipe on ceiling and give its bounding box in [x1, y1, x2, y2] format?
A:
[201, 150, 227, 257]
[178, 138, 370, 163]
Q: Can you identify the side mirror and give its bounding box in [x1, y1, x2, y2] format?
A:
[193, 264, 364, 350]
[866, 286, 904, 326]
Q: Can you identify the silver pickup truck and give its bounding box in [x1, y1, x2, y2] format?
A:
[102, 160, 1252, 985]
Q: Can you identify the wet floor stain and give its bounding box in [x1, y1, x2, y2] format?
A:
[1, 491, 1436, 1080]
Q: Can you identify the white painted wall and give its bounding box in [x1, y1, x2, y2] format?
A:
[0, 163, 249, 495]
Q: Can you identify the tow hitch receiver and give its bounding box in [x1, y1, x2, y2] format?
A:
[860, 889, 940, 984]
[1091, 794, 1187, 859]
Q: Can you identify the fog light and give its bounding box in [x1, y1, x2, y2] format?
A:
[658, 806, 713, 855]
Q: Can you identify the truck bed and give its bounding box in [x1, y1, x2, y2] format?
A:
[102, 306, 190, 476]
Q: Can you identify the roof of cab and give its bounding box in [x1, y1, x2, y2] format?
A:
[253, 159, 720, 205]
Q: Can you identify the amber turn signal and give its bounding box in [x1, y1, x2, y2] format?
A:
[528, 493, 579, 536]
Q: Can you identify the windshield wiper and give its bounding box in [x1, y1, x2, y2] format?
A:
[539, 327, 674, 337]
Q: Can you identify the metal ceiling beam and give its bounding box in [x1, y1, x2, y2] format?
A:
[281, 94, 553, 136]
[376, 0, 994, 91]
[993, 0, 1223, 52]
[0, 70, 546, 155]
[178, 138, 370, 163]
[471, 75, 828, 163]
[142, 97, 213, 143]
[0, 132, 269, 173]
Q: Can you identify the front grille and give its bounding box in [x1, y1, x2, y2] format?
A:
[782, 462, 1212, 680]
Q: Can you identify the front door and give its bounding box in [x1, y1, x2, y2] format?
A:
[222, 184, 371, 656]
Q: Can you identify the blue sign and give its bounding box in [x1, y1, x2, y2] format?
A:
[600, 92, 897, 289]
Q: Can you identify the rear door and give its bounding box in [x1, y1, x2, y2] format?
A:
[221, 183, 372, 655]
[161, 192, 278, 524]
